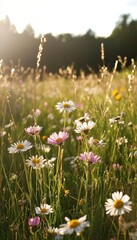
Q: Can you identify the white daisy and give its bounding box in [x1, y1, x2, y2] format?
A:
[109, 116, 124, 125]
[26, 155, 46, 169]
[48, 227, 63, 240]
[74, 113, 90, 125]
[58, 215, 90, 236]
[38, 144, 51, 153]
[55, 100, 76, 113]
[35, 203, 53, 215]
[105, 191, 132, 216]
[88, 137, 106, 147]
[75, 121, 95, 134]
[8, 140, 33, 154]
[44, 157, 56, 169]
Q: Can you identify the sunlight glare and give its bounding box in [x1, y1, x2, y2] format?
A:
[0, 0, 137, 37]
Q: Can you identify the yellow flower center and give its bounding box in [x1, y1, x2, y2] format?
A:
[42, 135, 47, 141]
[40, 207, 47, 213]
[32, 157, 40, 164]
[56, 138, 63, 143]
[17, 143, 24, 149]
[63, 103, 70, 108]
[69, 219, 80, 228]
[114, 199, 124, 209]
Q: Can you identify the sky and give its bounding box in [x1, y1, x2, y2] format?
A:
[0, 0, 137, 37]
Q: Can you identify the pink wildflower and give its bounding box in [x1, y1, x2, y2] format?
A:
[47, 131, 69, 145]
[112, 163, 121, 169]
[33, 109, 41, 118]
[76, 135, 83, 141]
[80, 151, 101, 164]
[28, 217, 40, 227]
[25, 125, 43, 136]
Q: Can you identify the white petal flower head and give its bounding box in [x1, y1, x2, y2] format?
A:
[109, 116, 124, 125]
[88, 137, 106, 147]
[8, 140, 33, 154]
[25, 125, 43, 136]
[33, 109, 41, 118]
[74, 113, 90, 125]
[105, 191, 132, 216]
[75, 121, 95, 134]
[58, 215, 90, 236]
[26, 155, 46, 169]
[35, 203, 53, 215]
[44, 157, 56, 169]
[48, 227, 63, 240]
[56, 100, 76, 113]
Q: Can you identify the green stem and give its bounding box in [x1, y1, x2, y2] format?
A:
[85, 164, 91, 206]
[63, 112, 67, 131]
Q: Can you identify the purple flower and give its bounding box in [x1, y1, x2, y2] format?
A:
[28, 217, 40, 227]
[80, 152, 101, 164]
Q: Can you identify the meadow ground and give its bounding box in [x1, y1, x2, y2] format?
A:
[0, 52, 137, 240]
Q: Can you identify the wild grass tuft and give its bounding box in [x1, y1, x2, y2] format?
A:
[0, 43, 137, 240]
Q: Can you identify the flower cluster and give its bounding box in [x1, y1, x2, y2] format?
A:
[7, 96, 134, 240]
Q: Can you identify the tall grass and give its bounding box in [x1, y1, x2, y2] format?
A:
[0, 41, 137, 240]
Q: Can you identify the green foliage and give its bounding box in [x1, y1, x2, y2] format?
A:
[0, 59, 137, 240]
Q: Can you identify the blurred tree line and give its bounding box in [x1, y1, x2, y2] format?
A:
[0, 14, 137, 75]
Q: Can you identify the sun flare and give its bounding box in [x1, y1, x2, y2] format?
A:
[1, 0, 137, 37]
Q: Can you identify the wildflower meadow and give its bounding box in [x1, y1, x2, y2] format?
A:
[0, 39, 137, 240]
